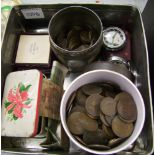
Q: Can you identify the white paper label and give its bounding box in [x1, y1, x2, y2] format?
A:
[21, 8, 44, 19]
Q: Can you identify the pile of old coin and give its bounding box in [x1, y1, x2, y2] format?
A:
[66, 82, 137, 150]
[56, 25, 97, 51]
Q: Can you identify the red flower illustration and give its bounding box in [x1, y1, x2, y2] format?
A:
[4, 83, 32, 121]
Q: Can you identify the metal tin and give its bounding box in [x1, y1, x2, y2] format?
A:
[1, 4, 153, 155]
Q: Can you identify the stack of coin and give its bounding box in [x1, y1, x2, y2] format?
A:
[66, 82, 137, 150]
[56, 25, 97, 51]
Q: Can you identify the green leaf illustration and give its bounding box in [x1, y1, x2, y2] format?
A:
[13, 115, 18, 120]
[19, 83, 26, 92]
[25, 98, 32, 105]
[25, 84, 32, 91]
[4, 101, 11, 108]
[8, 105, 16, 114]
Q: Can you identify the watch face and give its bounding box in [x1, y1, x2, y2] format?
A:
[103, 27, 126, 50]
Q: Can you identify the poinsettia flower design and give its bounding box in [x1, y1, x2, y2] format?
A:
[4, 83, 32, 121]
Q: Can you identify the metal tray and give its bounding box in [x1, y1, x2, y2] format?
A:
[1, 4, 153, 155]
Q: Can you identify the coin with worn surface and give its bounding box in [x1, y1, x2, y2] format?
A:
[112, 116, 134, 138]
[80, 113, 98, 131]
[85, 94, 103, 118]
[102, 124, 116, 139]
[81, 84, 102, 95]
[101, 83, 114, 92]
[80, 31, 91, 44]
[71, 105, 86, 114]
[83, 129, 108, 145]
[114, 92, 133, 103]
[116, 92, 137, 122]
[75, 89, 87, 106]
[67, 112, 85, 135]
[105, 90, 116, 98]
[100, 112, 110, 127]
[105, 115, 114, 126]
[100, 97, 117, 116]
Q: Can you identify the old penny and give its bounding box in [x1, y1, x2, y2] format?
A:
[75, 89, 87, 106]
[102, 124, 116, 139]
[112, 116, 134, 138]
[71, 105, 86, 114]
[81, 84, 102, 96]
[100, 97, 117, 116]
[100, 112, 110, 127]
[105, 115, 114, 126]
[85, 94, 103, 118]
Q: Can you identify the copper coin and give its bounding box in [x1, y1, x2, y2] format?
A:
[101, 83, 114, 92]
[85, 94, 103, 117]
[80, 113, 98, 132]
[114, 92, 133, 103]
[80, 30, 91, 44]
[75, 89, 87, 106]
[118, 115, 135, 123]
[83, 129, 108, 145]
[105, 90, 116, 98]
[116, 92, 137, 122]
[105, 115, 114, 126]
[100, 97, 117, 116]
[102, 124, 116, 139]
[67, 112, 85, 135]
[81, 84, 102, 96]
[71, 105, 86, 114]
[100, 113, 110, 127]
[112, 116, 134, 138]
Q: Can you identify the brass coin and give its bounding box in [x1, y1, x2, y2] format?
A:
[85, 94, 103, 117]
[71, 105, 86, 114]
[112, 116, 134, 138]
[67, 112, 85, 135]
[102, 124, 116, 139]
[81, 84, 102, 96]
[75, 89, 87, 106]
[83, 129, 108, 145]
[80, 113, 98, 132]
[88, 144, 110, 150]
[80, 30, 91, 44]
[116, 92, 137, 122]
[100, 97, 117, 116]
[100, 113, 110, 127]
[105, 115, 114, 126]
[108, 138, 124, 147]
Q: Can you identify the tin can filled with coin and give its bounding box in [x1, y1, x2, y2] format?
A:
[49, 6, 103, 71]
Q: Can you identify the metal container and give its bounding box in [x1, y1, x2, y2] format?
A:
[1, 4, 153, 155]
[48, 6, 103, 71]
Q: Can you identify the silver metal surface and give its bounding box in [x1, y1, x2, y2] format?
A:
[1, 4, 153, 155]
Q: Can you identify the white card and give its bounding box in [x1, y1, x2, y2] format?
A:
[15, 35, 50, 64]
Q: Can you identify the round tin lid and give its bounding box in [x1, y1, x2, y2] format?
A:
[103, 27, 126, 51]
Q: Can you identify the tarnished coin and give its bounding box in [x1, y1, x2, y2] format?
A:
[102, 124, 116, 139]
[80, 30, 91, 44]
[75, 89, 87, 106]
[71, 105, 86, 114]
[68, 37, 81, 50]
[100, 97, 117, 116]
[105, 115, 114, 126]
[101, 83, 114, 92]
[81, 84, 102, 96]
[75, 44, 89, 51]
[83, 129, 108, 145]
[88, 144, 110, 150]
[85, 94, 103, 118]
[67, 29, 79, 42]
[112, 116, 134, 138]
[108, 138, 124, 147]
[116, 92, 137, 122]
[105, 90, 116, 98]
[67, 112, 85, 135]
[80, 113, 98, 132]
[100, 113, 110, 127]
[114, 92, 133, 103]
[118, 115, 135, 123]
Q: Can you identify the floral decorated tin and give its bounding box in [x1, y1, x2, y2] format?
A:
[1, 70, 42, 137]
